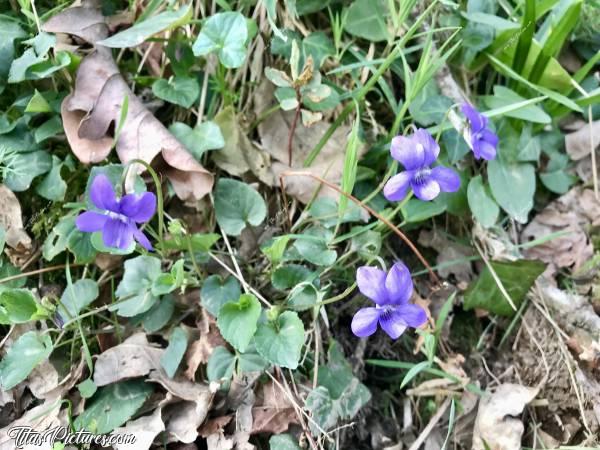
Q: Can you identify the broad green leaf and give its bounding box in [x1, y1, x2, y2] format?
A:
[0, 289, 40, 324]
[34, 116, 63, 143]
[112, 256, 163, 317]
[25, 90, 52, 113]
[73, 380, 153, 433]
[8, 33, 55, 83]
[214, 178, 267, 236]
[139, 295, 175, 332]
[293, 228, 337, 266]
[255, 311, 305, 369]
[207, 346, 236, 381]
[540, 170, 576, 194]
[350, 230, 382, 259]
[272, 264, 314, 290]
[0, 17, 26, 91]
[152, 76, 200, 108]
[467, 175, 499, 228]
[160, 326, 188, 378]
[345, 0, 390, 42]
[201, 275, 241, 317]
[482, 86, 551, 124]
[169, 121, 224, 160]
[488, 159, 535, 224]
[238, 346, 269, 373]
[270, 434, 302, 450]
[442, 129, 470, 164]
[36, 156, 66, 201]
[217, 294, 261, 353]
[305, 387, 337, 433]
[192, 12, 248, 68]
[4, 150, 52, 191]
[401, 198, 447, 223]
[0, 331, 53, 389]
[58, 279, 99, 322]
[97, 4, 192, 48]
[464, 259, 546, 316]
[78, 379, 97, 399]
[302, 32, 335, 68]
[287, 283, 320, 311]
[43, 216, 97, 264]
[409, 95, 454, 126]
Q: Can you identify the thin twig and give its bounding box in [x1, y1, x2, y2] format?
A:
[0, 264, 84, 285]
[407, 398, 451, 450]
[280, 171, 439, 283]
[287, 92, 302, 166]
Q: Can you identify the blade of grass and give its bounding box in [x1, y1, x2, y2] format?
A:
[512, 0, 535, 74]
[303, 0, 440, 167]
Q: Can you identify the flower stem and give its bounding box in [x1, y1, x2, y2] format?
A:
[127, 159, 165, 244]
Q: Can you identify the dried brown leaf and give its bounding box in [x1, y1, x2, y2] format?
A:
[0, 185, 31, 251]
[472, 383, 539, 450]
[93, 333, 163, 386]
[113, 407, 165, 450]
[42, 8, 213, 201]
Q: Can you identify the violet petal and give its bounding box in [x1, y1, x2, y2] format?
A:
[102, 218, 134, 250]
[89, 174, 119, 212]
[75, 211, 108, 232]
[351, 307, 380, 337]
[120, 191, 157, 223]
[379, 310, 408, 339]
[430, 166, 460, 193]
[397, 303, 428, 328]
[411, 176, 440, 201]
[383, 171, 412, 202]
[385, 262, 413, 305]
[356, 266, 389, 305]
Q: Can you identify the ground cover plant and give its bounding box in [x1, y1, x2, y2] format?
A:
[0, 0, 599, 449]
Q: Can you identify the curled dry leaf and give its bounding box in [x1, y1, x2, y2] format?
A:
[93, 333, 163, 386]
[42, 7, 213, 201]
[0, 184, 31, 251]
[113, 407, 165, 450]
[418, 230, 474, 285]
[472, 383, 539, 450]
[521, 187, 600, 276]
[0, 402, 69, 450]
[184, 310, 226, 381]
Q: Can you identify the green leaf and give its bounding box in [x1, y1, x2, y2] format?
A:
[8, 33, 55, 83]
[34, 116, 63, 143]
[255, 311, 305, 369]
[169, 121, 224, 160]
[214, 178, 267, 236]
[77, 379, 97, 399]
[540, 170, 577, 194]
[488, 159, 535, 223]
[345, 0, 390, 42]
[464, 259, 546, 316]
[207, 346, 236, 381]
[192, 12, 248, 68]
[217, 293, 261, 353]
[160, 326, 188, 378]
[272, 264, 313, 290]
[293, 228, 337, 266]
[201, 275, 241, 317]
[467, 175, 499, 228]
[112, 256, 163, 317]
[482, 86, 551, 124]
[43, 216, 97, 264]
[4, 150, 52, 192]
[25, 90, 52, 113]
[350, 229, 382, 259]
[0, 331, 53, 390]
[152, 76, 200, 108]
[270, 434, 302, 450]
[238, 346, 269, 373]
[287, 283, 320, 311]
[302, 32, 335, 68]
[58, 279, 99, 322]
[401, 198, 447, 223]
[138, 295, 175, 333]
[36, 156, 66, 201]
[0, 289, 40, 324]
[0, 17, 26, 91]
[97, 4, 192, 48]
[409, 95, 454, 126]
[261, 236, 292, 265]
[73, 380, 153, 434]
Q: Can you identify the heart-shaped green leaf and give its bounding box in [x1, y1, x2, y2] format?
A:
[217, 293, 261, 353]
[255, 311, 305, 369]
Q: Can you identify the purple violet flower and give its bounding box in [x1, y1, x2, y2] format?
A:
[76, 174, 156, 251]
[383, 128, 460, 202]
[351, 262, 427, 339]
[461, 103, 498, 160]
